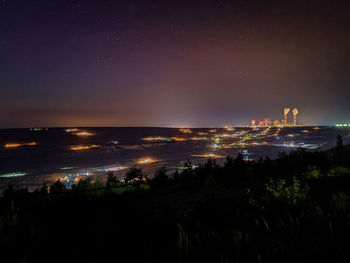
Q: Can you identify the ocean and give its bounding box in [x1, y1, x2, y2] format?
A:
[0, 126, 348, 191]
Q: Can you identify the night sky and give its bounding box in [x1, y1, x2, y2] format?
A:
[1, 0, 350, 128]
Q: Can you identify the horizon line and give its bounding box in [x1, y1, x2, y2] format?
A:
[0, 125, 331, 130]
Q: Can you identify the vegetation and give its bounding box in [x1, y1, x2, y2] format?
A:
[1, 136, 350, 262]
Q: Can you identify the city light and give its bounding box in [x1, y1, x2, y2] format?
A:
[335, 124, 350, 127]
[65, 128, 79, 132]
[179, 128, 192, 134]
[190, 136, 209, 141]
[58, 173, 89, 189]
[73, 131, 94, 136]
[0, 172, 27, 178]
[60, 167, 77, 170]
[192, 153, 225, 158]
[97, 166, 128, 172]
[224, 126, 235, 131]
[178, 164, 198, 170]
[4, 142, 38, 148]
[70, 145, 100, 151]
[171, 137, 187, 141]
[137, 158, 157, 164]
[142, 137, 172, 142]
[29, 128, 48, 131]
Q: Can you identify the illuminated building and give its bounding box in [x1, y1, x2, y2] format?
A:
[258, 120, 269, 127]
[284, 108, 290, 124]
[250, 108, 302, 127]
[292, 108, 298, 125]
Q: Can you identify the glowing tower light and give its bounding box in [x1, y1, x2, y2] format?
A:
[292, 108, 298, 126]
[284, 108, 290, 124]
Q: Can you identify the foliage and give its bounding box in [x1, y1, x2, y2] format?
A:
[125, 167, 146, 190]
[265, 177, 310, 205]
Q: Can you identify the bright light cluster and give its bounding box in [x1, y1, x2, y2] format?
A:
[137, 158, 156, 164]
[179, 128, 192, 134]
[58, 173, 89, 188]
[190, 136, 209, 141]
[142, 136, 209, 142]
[0, 172, 27, 178]
[208, 127, 285, 149]
[171, 137, 187, 141]
[223, 126, 235, 131]
[4, 142, 38, 148]
[70, 145, 99, 151]
[65, 128, 79, 132]
[29, 128, 48, 131]
[335, 124, 350, 127]
[74, 131, 94, 136]
[142, 137, 172, 142]
[65, 128, 94, 136]
[98, 166, 128, 172]
[192, 153, 225, 158]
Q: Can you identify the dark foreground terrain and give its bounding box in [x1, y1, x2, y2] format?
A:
[1, 136, 350, 263]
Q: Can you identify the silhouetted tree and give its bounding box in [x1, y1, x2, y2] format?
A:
[224, 155, 235, 170]
[106, 172, 119, 186]
[49, 180, 66, 194]
[182, 159, 195, 178]
[125, 168, 144, 188]
[336, 134, 344, 149]
[150, 167, 169, 190]
[335, 134, 345, 164]
[173, 169, 179, 182]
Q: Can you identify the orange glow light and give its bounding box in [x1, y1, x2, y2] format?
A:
[171, 137, 187, 141]
[74, 131, 94, 136]
[179, 128, 192, 134]
[191, 153, 225, 158]
[70, 145, 99, 151]
[137, 158, 156, 164]
[5, 142, 38, 148]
